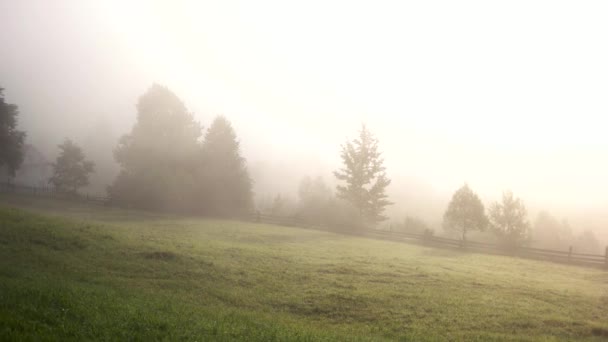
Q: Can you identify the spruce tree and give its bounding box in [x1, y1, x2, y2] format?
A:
[334, 125, 391, 224]
[198, 116, 253, 216]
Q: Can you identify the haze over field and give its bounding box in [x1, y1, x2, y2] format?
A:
[1, 1, 607, 240]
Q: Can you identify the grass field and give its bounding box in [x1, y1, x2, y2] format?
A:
[1, 195, 607, 341]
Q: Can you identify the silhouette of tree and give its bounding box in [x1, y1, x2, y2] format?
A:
[573, 230, 601, 254]
[109, 84, 202, 210]
[0, 87, 26, 179]
[296, 176, 333, 225]
[198, 116, 253, 216]
[488, 191, 530, 248]
[443, 184, 487, 242]
[49, 139, 94, 193]
[334, 125, 391, 224]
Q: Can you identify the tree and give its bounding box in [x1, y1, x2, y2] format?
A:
[334, 125, 392, 224]
[109, 84, 202, 210]
[299, 176, 332, 203]
[0, 87, 26, 178]
[49, 139, 95, 193]
[442, 184, 487, 242]
[296, 176, 333, 225]
[573, 230, 601, 254]
[402, 215, 431, 234]
[198, 116, 253, 216]
[532, 211, 572, 250]
[488, 191, 530, 248]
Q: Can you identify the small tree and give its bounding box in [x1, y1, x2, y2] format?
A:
[402, 215, 431, 234]
[573, 230, 601, 254]
[0, 87, 26, 179]
[443, 184, 487, 242]
[334, 125, 392, 224]
[297, 176, 333, 225]
[488, 191, 530, 248]
[532, 211, 572, 250]
[49, 139, 95, 193]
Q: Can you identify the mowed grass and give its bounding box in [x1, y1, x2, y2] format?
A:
[1, 196, 607, 341]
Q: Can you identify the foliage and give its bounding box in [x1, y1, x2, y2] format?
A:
[488, 191, 530, 248]
[1, 203, 607, 341]
[533, 212, 602, 254]
[399, 215, 431, 234]
[293, 176, 363, 230]
[110, 84, 202, 210]
[334, 125, 392, 225]
[48, 139, 95, 193]
[198, 116, 253, 216]
[109, 86, 252, 217]
[0, 87, 26, 178]
[532, 211, 573, 250]
[573, 230, 601, 254]
[296, 176, 332, 224]
[443, 184, 487, 241]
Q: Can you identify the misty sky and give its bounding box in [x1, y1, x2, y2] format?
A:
[1, 0, 607, 234]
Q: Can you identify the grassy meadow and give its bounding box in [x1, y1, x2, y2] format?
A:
[1, 195, 607, 341]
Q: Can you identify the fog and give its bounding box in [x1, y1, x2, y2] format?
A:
[1, 0, 608, 242]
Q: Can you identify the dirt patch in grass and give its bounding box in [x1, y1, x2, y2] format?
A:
[141, 251, 178, 261]
[591, 326, 608, 337]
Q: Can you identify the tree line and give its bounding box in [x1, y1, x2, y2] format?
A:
[0, 83, 603, 251]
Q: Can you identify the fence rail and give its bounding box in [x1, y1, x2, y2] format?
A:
[1, 183, 606, 269]
[0, 182, 109, 205]
[250, 212, 608, 269]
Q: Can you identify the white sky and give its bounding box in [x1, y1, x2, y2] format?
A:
[1, 0, 608, 231]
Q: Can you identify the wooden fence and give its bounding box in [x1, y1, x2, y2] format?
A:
[1, 185, 606, 269]
[0, 182, 109, 205]
[251, 212, 608, 269]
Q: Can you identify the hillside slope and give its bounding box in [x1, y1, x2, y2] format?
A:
[0, 201, 607, 340]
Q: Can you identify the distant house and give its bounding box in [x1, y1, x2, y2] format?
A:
[0, 145, 52, 186]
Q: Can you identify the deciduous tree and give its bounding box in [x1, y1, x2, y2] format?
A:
[443, 184, 487, 242]
[49, 139, 94, 193]
[488, 191, 530, 248]
[109, 84, 202, 210]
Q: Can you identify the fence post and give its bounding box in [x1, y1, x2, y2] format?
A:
[568, 245, 572, 263]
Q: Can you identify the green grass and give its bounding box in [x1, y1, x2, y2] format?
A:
[1, 195, 607, 341]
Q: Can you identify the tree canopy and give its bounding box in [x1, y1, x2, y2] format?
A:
[443, 184, 487, 242]
[110, 86, 253, 216]
[49, 139, 95, 193]
[0, 87, 26, 178]
[488, 191, 530, 248]
[334, 125, 391, 224]
[109, 84, 202, 210]
[198, 116, 253, 216]
[296, 176, 333, 225]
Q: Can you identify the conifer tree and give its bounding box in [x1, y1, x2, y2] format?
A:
[198, 116, 253, 215]
[334, 125, 391, 224]
[0, 87, 26, 178]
